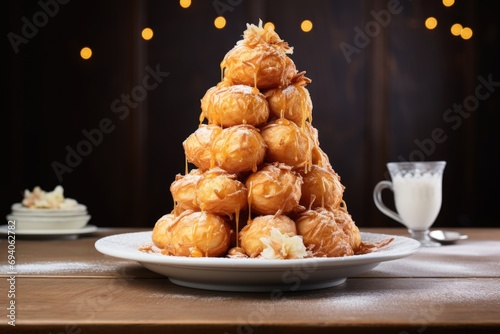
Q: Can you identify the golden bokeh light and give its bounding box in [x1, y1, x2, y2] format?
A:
[80, 47, 92, 60]
[179, 0, 191, 8]
[461, 27, 473, 40]
[301, 19, 313, 32]
[425, 17, 438, 30]
[442, 0, 455, 7]
[450, 23, 463, 36]
[264, 22, 275, 31]
[141, 27, 154, 40]
[214, 16, 226, 29]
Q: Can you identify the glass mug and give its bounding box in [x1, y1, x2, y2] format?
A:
[373, 161, 446, 247]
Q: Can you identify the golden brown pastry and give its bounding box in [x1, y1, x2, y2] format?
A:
[195, 167, 248, 218]
[246, 163, 303, 215]
[220, 21, 297, 89]
[183, 124, 223, 171]
[200, 84, 270, 127]
[295, 207, 353, 257]
[152, 213, 176, 249]
[299, 165, 344, 210]
[331, 207, 361, 251]
[170, 169, 203, 214]
[264, 74, 312, 127]
[239, 214, 298, 258]
[164, 210, 232, 257]
[311, 145, 333, 170]
[260, 118, 313, 171]
[199, 80, 231, 124]
[211, 124, 267, 173]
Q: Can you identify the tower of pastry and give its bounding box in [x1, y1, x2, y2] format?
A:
[151, 21, 361, 259]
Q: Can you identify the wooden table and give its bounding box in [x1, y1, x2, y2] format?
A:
[1, 227, 499, 333]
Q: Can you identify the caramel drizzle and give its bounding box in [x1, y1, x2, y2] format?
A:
[247, 181, 254, 225]
[209, 128, 224, 169]
[235, 207, 240, 248]
[252, 60, 259, 92]
[304, 128, 313, 174]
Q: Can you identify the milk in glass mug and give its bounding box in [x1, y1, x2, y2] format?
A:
[373, 161, 446, 247]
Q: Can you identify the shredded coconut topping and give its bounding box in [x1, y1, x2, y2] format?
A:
[239, 19, 294, 54]
[22, 185, 78, 209]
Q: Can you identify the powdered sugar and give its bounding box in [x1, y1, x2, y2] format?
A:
[1, 260, 120, 275]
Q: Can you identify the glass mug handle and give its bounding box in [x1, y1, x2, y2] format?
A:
[373, 180, 404, 224]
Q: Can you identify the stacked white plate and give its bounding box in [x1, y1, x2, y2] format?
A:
[7, 203, 91, 231]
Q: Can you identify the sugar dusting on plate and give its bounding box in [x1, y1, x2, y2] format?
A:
[1, 261, 119, 275]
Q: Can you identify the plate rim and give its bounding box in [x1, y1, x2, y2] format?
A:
[94, 231, 421, 269]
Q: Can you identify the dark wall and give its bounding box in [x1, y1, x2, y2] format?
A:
[3, 0, 500, 229]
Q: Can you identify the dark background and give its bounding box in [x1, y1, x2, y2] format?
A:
[3, 0, 500, 229]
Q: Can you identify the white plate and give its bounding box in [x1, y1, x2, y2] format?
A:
[0, 224, 98, 236]
[95, 231, 421, 292]
[6, 214, 91, 231]
[11, 203, 87, 216]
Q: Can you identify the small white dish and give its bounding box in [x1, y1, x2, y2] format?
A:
[11, 203, 87, 216]
[95, 231, 421, 292]
[6, 214, 91, 231]
[0, 224, 97, 236]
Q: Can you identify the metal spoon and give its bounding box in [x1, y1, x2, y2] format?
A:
[429, 230, 468, 245]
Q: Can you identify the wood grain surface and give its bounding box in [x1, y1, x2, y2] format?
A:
[1, 228, 499, 334]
